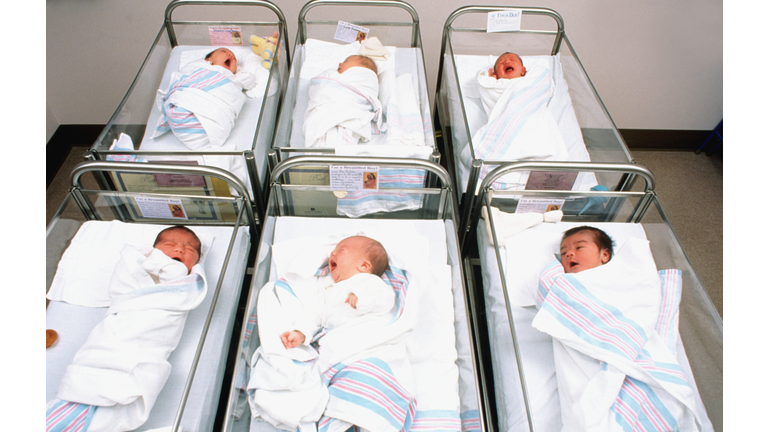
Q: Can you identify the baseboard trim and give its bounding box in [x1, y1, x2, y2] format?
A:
[46, 125, 104, 188]
[618, 129, 713, 151]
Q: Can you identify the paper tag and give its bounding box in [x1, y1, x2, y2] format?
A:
[525, 171, 578, 191]
[330, 166, 379, 191]
[487, 9, 522, 33]
[334, 21, 370, 43]
[136, 197, 189, 220]
[209, 26, 243, 45]
[515, 198, 564, 214]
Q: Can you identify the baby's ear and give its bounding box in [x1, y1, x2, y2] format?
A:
[358, 259, 372, 272]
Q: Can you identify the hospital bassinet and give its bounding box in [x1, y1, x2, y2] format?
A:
[46, 161, 256, 432]
[267, 0, 438, 173]
[218, 155, 490, 432]
[465, 161, 722, 432]
[434, 6, 636, 220]
[85, 0, 291, 222]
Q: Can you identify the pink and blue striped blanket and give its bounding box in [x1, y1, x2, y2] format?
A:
[153, 63, 246, 150]
[533, 247, 705, 431]
[466, 66, 570, 190]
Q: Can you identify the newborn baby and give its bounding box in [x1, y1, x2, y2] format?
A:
[303, 55, 383, 148]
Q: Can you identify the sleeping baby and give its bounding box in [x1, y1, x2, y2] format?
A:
[303, 54, 384, 148]
[152, 47, 262, 150]
[47, 226, 207, 432]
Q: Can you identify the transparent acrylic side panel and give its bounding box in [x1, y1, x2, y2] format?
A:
[46, 194, 88, 296]
[271, 36, 305, 160]
[269, 165, 448, 220]
[639, 199, 723, 432]
[557, 35, 633, 167]
[92, 27, 173, 152]
[436, 35, 468, 201]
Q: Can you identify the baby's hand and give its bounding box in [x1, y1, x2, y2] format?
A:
[280, 330, 305, 349]
[345, 293, 359, 309]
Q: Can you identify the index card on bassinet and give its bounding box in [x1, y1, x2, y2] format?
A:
[330, 165, 379, 191]
[334, 21, 370, 43]
[516, 198, 564, 214]
[209, 26, 243, 45]
[487, 9, 522, 33]
[136, 197, 189, 220]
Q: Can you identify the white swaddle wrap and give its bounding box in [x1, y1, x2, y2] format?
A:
[55, 245, 208, 432]
[303, 67, 383, 148]
[463, 66, 570, 190]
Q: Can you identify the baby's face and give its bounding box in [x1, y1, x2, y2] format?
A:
[155, 230, 201, 273]
[337, 56, 363, 74]
[559, 232, 610, 274]
[491, 53, 527, 79]
[208, 48, 238, 74]
[328, 237, 369, 283]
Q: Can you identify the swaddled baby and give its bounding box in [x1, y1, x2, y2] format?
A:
[303, 55, 384, 148]
[153, 47, 262, 150]
[48, 226, 207, 432]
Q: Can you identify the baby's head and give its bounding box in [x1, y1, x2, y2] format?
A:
[205, 47, 238, 74]
[328, 236, 388, 283]
[337, 55, 378, 74]
[489, 52, 527, 79]
[559, 226, 613, 273]
[154, 226, 202, 273]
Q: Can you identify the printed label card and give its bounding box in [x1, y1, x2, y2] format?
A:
[330, 165, 379, 191]
[515, 198, 564, 214]
[334, 21, 370, 43]
[209, 26, 243, 45]
[136, 197, 189, 220]
[487, 9, 522, 33]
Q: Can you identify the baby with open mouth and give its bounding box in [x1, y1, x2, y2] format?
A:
[488, 52, 527, 79]
[558, 226, 614, 273]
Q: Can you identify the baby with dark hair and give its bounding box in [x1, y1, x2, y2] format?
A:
[559, 226, 614, 273]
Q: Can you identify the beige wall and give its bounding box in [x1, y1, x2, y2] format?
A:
[46, 0, 723, 138]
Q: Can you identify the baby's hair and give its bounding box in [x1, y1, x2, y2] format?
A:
[561, 226, 614, 261]
[360, 236, 388, 277]
[204, 49, 217, 60]
[154, 225, 202, 257]
[351, 55, 378, 74]
[495, 52, 524, 68]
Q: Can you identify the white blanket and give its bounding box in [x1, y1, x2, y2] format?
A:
[383, 73, 426, 147]
[462, 66, 570, 190]
[153, 60, 248, 150]
[248, 266, 417, 432]
[55, 245, 208, 432]
[303, 68, 383, 148]
[534, 238, 704, 431]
